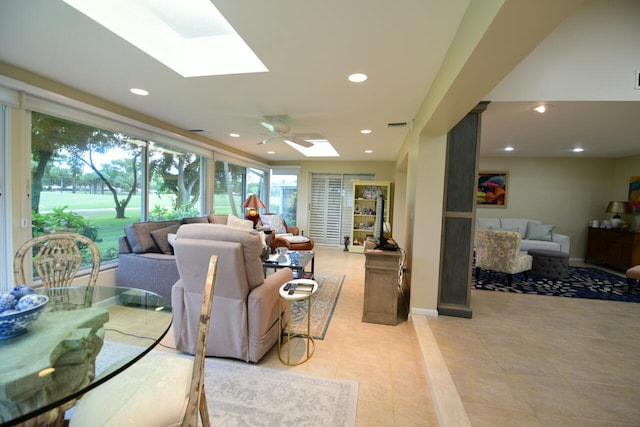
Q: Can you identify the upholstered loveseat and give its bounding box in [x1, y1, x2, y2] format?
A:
[117, 214, 264, 301]
[476, 217, 570, 254]
[172, 223, 292, 362]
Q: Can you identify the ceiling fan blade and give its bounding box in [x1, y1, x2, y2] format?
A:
[259, 121, 276, 133]
[257, 136, 277, 145]
[284, 136, 314, 148]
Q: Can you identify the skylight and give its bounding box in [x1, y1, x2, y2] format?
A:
[284, 139, 340, 157]
[62, 0, 268, 77]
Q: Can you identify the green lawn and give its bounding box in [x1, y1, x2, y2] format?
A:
[36, 191, 244, 262]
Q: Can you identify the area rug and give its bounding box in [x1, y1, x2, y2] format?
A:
[94, 343, 358, 427]
[473, 266, 640, 303]
[289, 273, 345, 339]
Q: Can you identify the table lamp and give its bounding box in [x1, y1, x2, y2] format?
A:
[243, 194, 265, 227]
[605, 201, 632, 228]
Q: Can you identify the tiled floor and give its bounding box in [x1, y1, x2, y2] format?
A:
[160, 247, 640, 426]
[421, 284, 640, 426]
[160, 245, 439, 426]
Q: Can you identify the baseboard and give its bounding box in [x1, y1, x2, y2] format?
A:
[411, 307, 438, 317]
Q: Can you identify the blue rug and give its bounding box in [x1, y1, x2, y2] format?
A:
[473, 266, 640, 303]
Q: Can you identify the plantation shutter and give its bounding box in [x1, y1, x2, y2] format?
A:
[309, 173, 374, 246]
[309, 174, 343, 245]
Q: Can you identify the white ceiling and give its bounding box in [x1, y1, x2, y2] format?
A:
[1, 0, 639, 162]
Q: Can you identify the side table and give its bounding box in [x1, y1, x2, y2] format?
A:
[278, 279, 318, 365]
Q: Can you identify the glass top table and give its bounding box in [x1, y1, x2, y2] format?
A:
[0, 286, 172, 427]
[262, 250, 315, 279]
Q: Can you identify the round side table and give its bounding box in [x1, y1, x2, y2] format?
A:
[278, 278, 318, 365]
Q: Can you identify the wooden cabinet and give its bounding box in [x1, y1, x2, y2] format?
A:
[349, 180, 392, 253]
[362, 241, 407, 325]
[586, 227, 640, 270]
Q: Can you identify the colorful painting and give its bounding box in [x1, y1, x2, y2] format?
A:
[629, 176, 640, 214]
[477, 172, 507, 207]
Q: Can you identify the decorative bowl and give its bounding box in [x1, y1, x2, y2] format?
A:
[0, 295, 49, 339]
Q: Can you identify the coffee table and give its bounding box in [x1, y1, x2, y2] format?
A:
[263, 250, 314, 279]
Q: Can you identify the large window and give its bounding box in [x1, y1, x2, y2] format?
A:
[270, 168, 299, 226]
[213, 160, 267, 217]
[30, 111, 205, 265]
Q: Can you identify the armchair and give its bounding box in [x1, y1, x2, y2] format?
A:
[260, 213, 314, 252]
[475, 229, 532, 285]
[171, 223, 292, 363]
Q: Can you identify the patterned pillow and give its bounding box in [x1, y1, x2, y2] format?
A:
[261, 214, 287, 234]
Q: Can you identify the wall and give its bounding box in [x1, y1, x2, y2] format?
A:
[273, 160, 396, 235]
[476, 156, 640, 259]
[612, 155, 640, 230]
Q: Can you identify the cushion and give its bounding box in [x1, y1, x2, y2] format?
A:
[526, 222, 555, 241]
[500, 218, 530, 238]
[227, 215, 254, 229]
[181, 216, 209, 224]
[167, 233, 176, 247]
[261, 214, 287, 234]
[476, 217, 501, 230]
[280, 235, 310, 243]
[208, 214, 229, 225]
[124, 220, 181, 254]
[150, 223, 181, 254]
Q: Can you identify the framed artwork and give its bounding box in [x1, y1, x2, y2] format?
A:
[629, 176, 640, 214]
[477, 171, 508, 207]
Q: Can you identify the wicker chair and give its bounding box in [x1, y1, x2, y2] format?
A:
[13, 232, 101, 308]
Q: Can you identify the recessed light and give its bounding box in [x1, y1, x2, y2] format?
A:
[504, 146, 515, 152]
[573, 147, 584, 152]
[360, 129, 372, 134]
[267, 151, 275, 154]
[364, 150, 373, 154]
[348, 73, 367, 83]
[130, 88, 149, 96]
[533, 105, 550, 113]
[229, 133, 240, 138]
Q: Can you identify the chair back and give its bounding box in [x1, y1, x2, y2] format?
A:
[13, 232, 101, 308]
[182, 255, 217, 427]
[475, 229, 522, 271]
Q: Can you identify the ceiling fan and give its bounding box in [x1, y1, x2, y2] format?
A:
[257, 115, 314, 148]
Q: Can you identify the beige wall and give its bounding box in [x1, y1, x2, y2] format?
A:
[477, 156, 640, 258]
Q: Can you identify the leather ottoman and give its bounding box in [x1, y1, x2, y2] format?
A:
[626, 265, 640, 293]
[528, 249, 570, 279]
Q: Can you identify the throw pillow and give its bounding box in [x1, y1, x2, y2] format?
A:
[227, 215, 254, 229]
[180, 216, 209, 224]
[261, 214, 287, 234]
[150, 223, 181, 254]
[526, 222, 555, 241]
[124, 220, 180, 253]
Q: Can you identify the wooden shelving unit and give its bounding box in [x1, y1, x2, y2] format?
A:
[349, 180, 392, 253]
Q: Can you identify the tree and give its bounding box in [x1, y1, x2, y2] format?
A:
[150, 149, 200, 211]
[68, 137, 142, 219]
[31, 113, 94, 212]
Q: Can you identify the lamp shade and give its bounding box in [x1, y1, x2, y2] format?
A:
[242, 194, 265, 210]
[605, 201, 632, 215]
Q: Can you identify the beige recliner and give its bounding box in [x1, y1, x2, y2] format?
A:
[172, 223, 292, 363]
